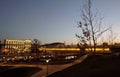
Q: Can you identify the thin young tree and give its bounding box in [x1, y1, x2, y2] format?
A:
[33, 39, 41, 58]
[108, 27, 117, 46]
[33, 39, 41, 66]
[76, 0, 110, 54]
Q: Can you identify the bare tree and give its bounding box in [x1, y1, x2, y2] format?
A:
[108, 27, 117, 45]
[32, 39, 41, 67]
[76, 0, 110, 54]
[31, 39, 41, 53]
[33, 39, 41, 55]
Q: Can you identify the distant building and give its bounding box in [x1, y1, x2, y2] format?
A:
[41, 42, 65, 48]
[4, 39, 32, 53]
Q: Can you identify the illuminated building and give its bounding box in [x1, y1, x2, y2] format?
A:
[4, 39, 32, 53]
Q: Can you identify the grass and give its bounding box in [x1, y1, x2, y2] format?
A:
[0, 66, 41, 77]
[47, 54, 120, 77]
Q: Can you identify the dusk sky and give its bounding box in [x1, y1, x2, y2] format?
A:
[0, 0, 120, 44]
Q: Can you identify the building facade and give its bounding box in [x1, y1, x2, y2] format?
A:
[4, 39, 32, 53]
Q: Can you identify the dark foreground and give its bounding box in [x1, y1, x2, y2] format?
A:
[48, 54, 120, 77]
[0, 66, 41, 77]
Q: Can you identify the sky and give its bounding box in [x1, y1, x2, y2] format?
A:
[0, 0, 120, 44]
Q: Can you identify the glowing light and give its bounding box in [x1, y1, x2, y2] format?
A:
[39, 48, 80, 51]
[2, 49, 9, 53]
[39, 47, 110, 53]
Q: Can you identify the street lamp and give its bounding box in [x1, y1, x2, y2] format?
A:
[46, 59, 50, 76]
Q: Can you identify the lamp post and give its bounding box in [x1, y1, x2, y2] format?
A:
[46, 59, 49, 76]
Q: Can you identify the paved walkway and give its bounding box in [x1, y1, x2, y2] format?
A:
[31, 54, 88, 77]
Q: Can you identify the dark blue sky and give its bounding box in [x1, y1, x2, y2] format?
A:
[0, 0, 120, 44]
